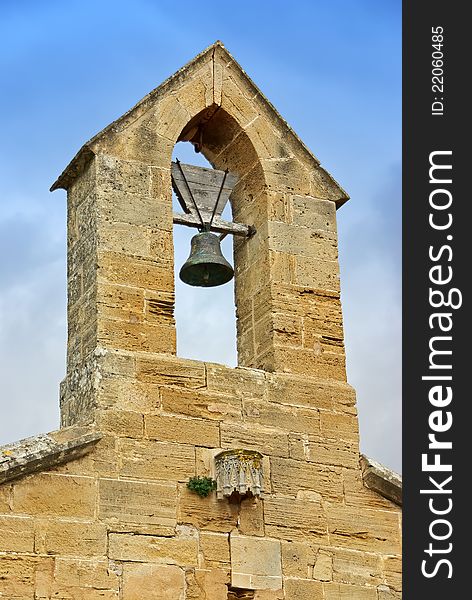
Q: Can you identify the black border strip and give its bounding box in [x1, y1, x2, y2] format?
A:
[403, 3, 466, 596]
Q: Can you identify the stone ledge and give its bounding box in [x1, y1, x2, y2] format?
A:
[360, 455, 402, 506]
[0, 426, 102, 484]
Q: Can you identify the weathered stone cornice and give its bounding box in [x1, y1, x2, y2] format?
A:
[361, 454, 402, 506]
[0, 426, 102, 485]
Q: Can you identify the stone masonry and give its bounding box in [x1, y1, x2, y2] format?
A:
[0, 42, 401, 599]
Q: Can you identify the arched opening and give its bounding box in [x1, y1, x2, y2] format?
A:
[171, 140, 237, 366]
[171, 106, 268, 370]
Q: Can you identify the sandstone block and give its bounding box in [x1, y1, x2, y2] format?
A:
[68, 159, 96, 209]
[309, 164, 346, 202]
[122, 563, 185, 600]
[222, 75, 259, 128]
[303, 316, 344, 350]
[264, 496, 327, 541]
[186, 568, 229, 600]
[246, 116, 294, 163]
[281, 540, 318, 578]
[272, 312, 302, 347]
[262, 156, 312, 195]
[195, 447, 223, 478]
[119, 438, 195, 481]
[289, 434, 359, 469]
[327, 505, 401, 554]
[34, 519, 107, 556]
[206, 363, 266, 399]
[54, 434, 119, 479]
[295, 255, 340, 291]
[266, 372, 338, 411]
[161, 387, 241, 421]
[332, 548, 383, 587]
[383, 555, 402, 592]
[99, 348, 136, 377]
[99, 190, 172, 230]
[234, 178, 268, 233]
[96, 155, 150, 197]
[243, 399, 320, 436]
[73, 197, 98, 247]
[269, 250, 296, 285]
[145, 414, 220, 447]
[0, 483, 11, 512]
[251, 285, 274, 324]
[97, 409, 144, 438]
[98, 317, 176, 354]
[324, 582, 378, 599]
[267, 191, 290, 223]
[199, 532, 230, 567]
[53, 558, 120, 591]
[0, 555, 54, 599]
[182, 60, 213, 109]
[144, 289, 175, 322]
[284, 578, 323, 599]
[136, 355, 205, 389]
[268, 222, 338, 261]
[215, 129, 261, 180]
[97, 250, 173, 291]
[99, 478, 177, 535]
[0, 515, 34, 552]
[220, 422, 289, 458]
[271, 345, 346, 381]
[153, 82, 203, 141]
[270, 284, 342, 322]
[253, 589, 284, 599]
[320, 411, 359, 442]
[291, 195, 337, 232]
[150, 166, 172, 200]
[97, 282, 145, 321]
[12, 473, 96, 517]
[230, 533, 282, 590]
[114, 122, 174, 166]
[312, 550, 333, 581]
[98, 377, 160, 413]
[109, 532, 198, 566]
[98, 223, 151, 257]
[178, 486, 238, 532]
[239, 496, 265, 536]
[270, 457, 343, 501]
[149, 229, 175, 262]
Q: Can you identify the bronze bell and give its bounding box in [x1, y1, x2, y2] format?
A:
[179, 231, 234, 287]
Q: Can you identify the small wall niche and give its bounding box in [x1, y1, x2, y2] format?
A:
[215, 449, 264, 500]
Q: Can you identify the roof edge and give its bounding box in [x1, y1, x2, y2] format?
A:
[212, 44, 349, 205]
[0, 426, 102, 485]
[360, 454, 402, 506]
[50, 41, 222, 192]
[50, 41, 349, 205]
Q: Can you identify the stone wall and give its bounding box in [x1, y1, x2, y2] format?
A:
[1, 349, 401, 599]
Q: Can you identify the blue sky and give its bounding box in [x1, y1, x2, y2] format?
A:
[0, 0, 401, 472]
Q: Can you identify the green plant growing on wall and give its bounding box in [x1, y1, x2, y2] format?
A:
[187, 476, 217, 498]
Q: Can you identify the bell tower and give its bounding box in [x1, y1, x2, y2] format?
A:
[0, 42, 401, 600]
[54, 42, 351, 426]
